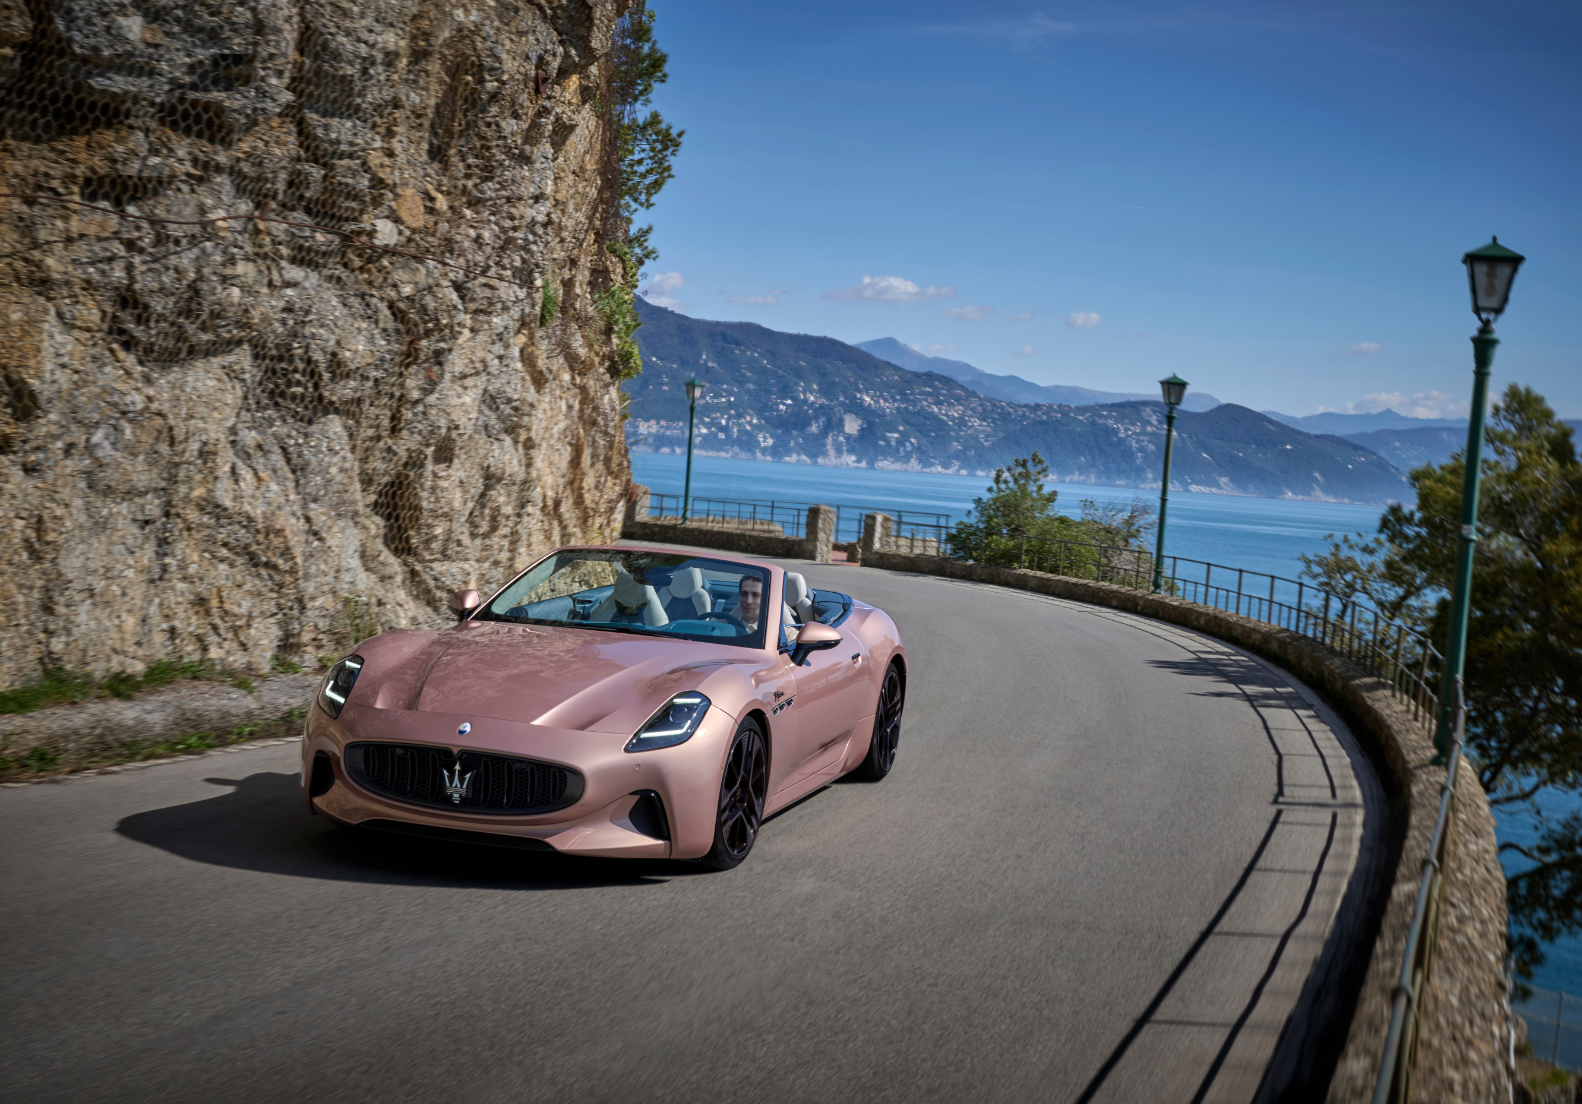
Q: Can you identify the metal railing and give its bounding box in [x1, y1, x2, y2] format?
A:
[1159, 554, 1443, 723]
[1373, 681, 1464, 1104]
[1514, 986, 1582, 1072]
[639, 494, 950, 546]
[930, 529, 1444, 722]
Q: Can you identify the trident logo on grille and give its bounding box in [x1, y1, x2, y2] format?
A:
[441, 759, 473, 804]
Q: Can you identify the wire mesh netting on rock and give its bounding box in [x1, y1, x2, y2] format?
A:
[0, 0, 636, 685]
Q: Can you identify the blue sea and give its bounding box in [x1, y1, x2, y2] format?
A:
[631, 451, 1577, 996]
[632, 452, 1385, 582]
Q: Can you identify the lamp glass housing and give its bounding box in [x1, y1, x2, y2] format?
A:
[685, 378, 706, 402]
[1159, 374, 1189, 408]
[1462, 238, 1525, 320]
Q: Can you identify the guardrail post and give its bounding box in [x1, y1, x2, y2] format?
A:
[624, 483, 650, 526]
[804, 505, 836, 564]
[860, 512, 893, 560]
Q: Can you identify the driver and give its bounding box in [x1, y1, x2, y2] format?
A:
[734, 575, 763, 631]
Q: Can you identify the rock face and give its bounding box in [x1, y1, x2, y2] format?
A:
[0, 0, 634, 684]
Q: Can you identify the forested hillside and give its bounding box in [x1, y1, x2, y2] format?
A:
[627, 301, 1409, 503]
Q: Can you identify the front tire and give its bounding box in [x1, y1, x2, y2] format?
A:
[853, 663, 903, 781]
[700, 717, 769, 870]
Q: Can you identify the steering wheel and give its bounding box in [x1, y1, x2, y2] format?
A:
[697, 612, 749, 633]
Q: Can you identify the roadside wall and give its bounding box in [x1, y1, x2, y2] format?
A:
[1, 673, 320, 765]
[621, 509, 835, 564]
[861, 550, 1508, 1102]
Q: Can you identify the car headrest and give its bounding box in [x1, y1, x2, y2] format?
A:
[667, 567, 704, 599]
[784, 572, 809, 609]
[611, 571, 669, 627]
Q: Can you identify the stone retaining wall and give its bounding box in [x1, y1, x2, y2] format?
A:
[862, 550, 1508, 1102]
[621, 509, 837, 565]
[1, 673, 320, 763]
[621, 520, 815, 561]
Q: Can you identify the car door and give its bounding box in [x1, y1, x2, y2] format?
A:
[783, 622, 872, 788]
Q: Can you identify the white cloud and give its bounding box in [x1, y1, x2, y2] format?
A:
[918, 14, 1077, 44]
[1346, 342, 1384, 355]
[645, 271, 687, 295]
[641, 271, 691, 310]
[728, 294, 779, 306]
[769, 287, 789, 296]
[821, 275, 957, 304]
[905, 343, 958, 357]
[1012, 345, 1036, 357]
[1007, 312, 1034, 321]
[1065, 312, 1101, 329]
[1316, 391, 1470, 420]
[939, 305, 997, 321]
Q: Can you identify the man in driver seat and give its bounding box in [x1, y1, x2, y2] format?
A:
[734, 575, 763, 632]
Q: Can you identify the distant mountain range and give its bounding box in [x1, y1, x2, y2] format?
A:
[1333, 427, 1470, 474]
[854, 337, 1224, 412]
[1261, 409, 1469, 434]
[1329, 420, 1582, 474]
[627, 300, 1408, 504]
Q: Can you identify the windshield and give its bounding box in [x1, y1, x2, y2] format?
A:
[475, 550, 773, 649]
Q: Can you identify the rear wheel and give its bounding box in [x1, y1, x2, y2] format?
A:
[853, 663, 903, 781]
[701, 718, 769, 870]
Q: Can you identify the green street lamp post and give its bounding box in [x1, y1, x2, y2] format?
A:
[681, 378, 706, 523]
[1151, 374, 1189, 594]
[1433, 238, 1525, 757]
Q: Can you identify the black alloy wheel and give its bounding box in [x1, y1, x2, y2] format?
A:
[702, 718, 769, 870]
[854, 663, 904, 781]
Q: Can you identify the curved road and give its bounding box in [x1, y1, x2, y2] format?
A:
[0, 554, 1380, 1103]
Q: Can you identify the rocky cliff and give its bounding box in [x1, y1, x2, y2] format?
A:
[0, 0, 635, 684]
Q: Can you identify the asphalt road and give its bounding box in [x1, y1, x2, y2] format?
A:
[0, 555, 1381, 1103]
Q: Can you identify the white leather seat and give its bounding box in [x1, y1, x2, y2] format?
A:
[589, 572, 670, 627]
[783, 572, 815, 623]
[662, 567, 711, 621]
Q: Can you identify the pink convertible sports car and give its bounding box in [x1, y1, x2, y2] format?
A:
[302, 546, 907, 869]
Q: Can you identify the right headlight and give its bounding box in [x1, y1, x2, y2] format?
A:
[316, 655, 364, 719]
[625, 692, 711, 752]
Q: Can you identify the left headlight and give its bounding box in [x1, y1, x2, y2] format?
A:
[316, 655, 364, 719]
[626, 692, 711, 752]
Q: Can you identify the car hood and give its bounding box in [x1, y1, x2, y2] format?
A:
[347, 620, 767, 734]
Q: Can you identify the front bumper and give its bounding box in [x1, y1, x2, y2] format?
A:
[302, 702, 733, 860]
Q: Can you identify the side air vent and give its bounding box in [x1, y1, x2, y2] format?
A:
[627, 790, 671, 840]
[309, 752, 336, 797]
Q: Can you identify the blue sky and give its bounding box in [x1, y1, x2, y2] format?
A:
[637, 1, 1581, 419]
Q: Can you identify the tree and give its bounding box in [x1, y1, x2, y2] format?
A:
[612, 2, 683, 273]
[1080, 496, 1157, 548]
[1301, 385, 1582, 984]
[946, 452, 1156, 573]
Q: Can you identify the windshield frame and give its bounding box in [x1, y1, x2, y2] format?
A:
[471, 547, 777, 651]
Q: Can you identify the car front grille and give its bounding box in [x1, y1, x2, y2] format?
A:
[346, 742, 582, 815]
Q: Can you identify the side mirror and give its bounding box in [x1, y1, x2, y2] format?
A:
[790, 621, 841, 665]
[448, 588, 481, 621]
